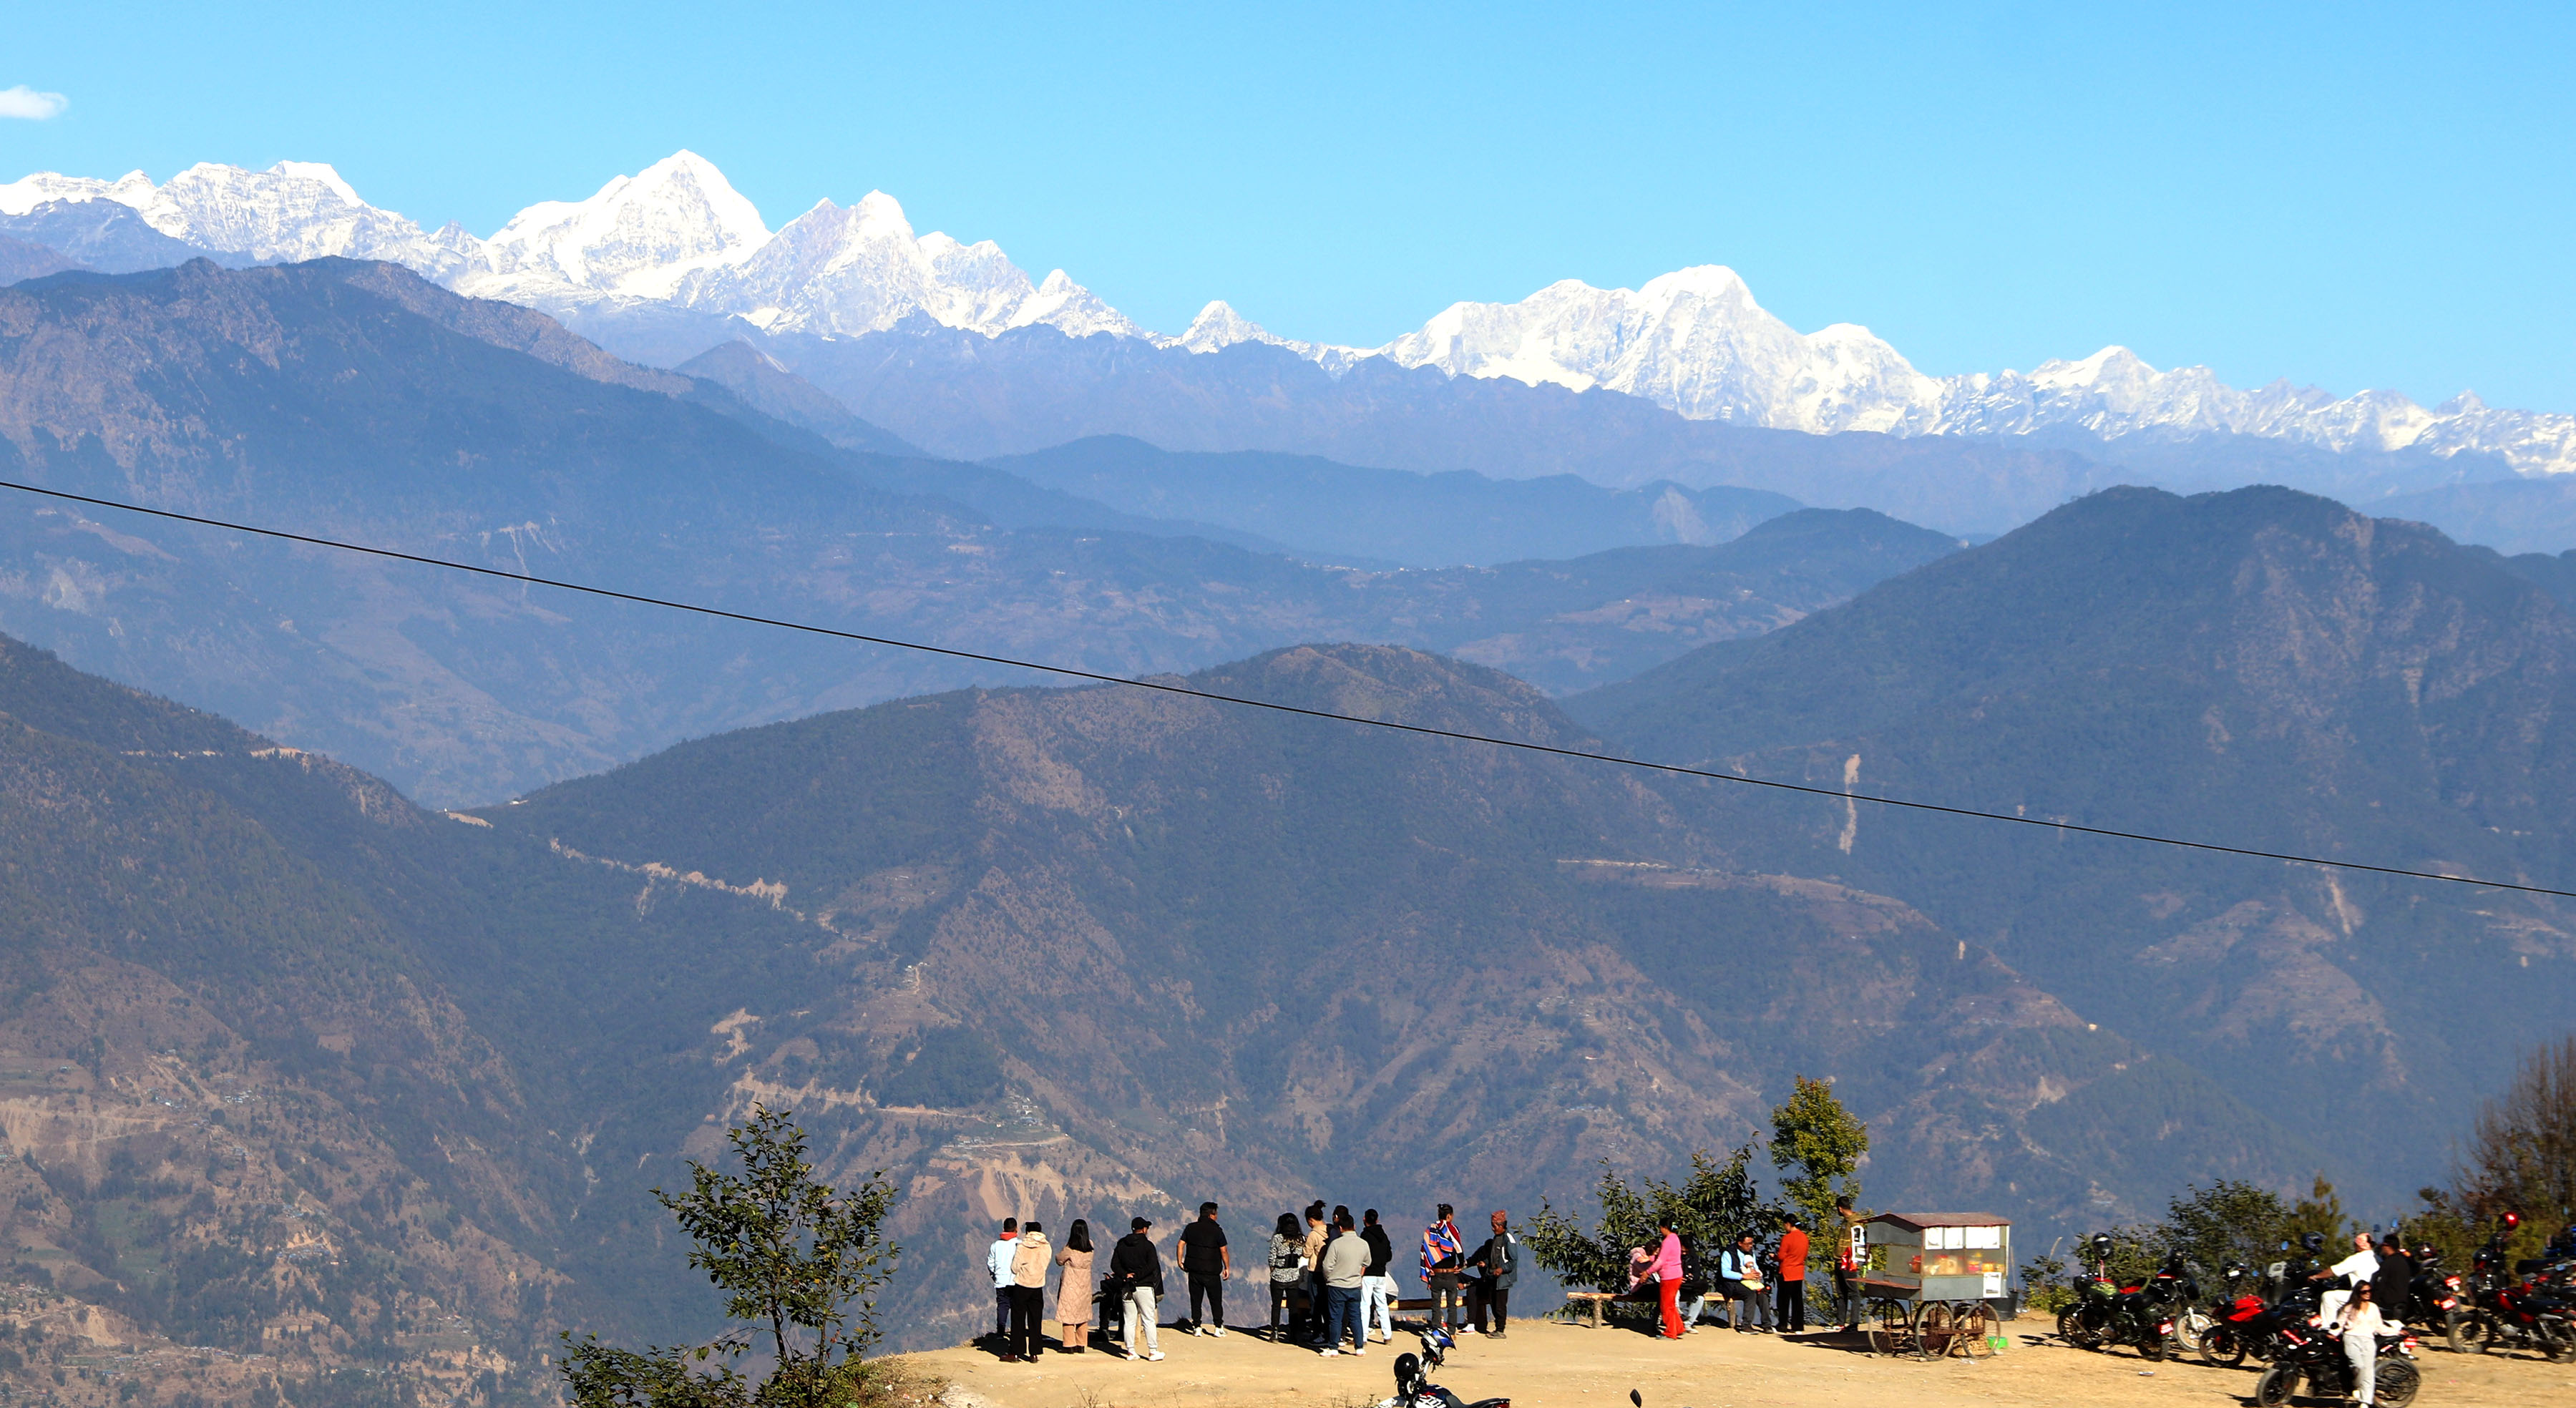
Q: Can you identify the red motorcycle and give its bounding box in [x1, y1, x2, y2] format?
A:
[2449, 1241, 2576, 1360]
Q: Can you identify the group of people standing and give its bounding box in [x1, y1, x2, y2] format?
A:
[1628, 1198, 1869, 1341]
[980, 1200, 1523, 1361]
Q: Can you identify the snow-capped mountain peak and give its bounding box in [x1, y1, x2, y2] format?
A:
[665, 185, 1136, 340]
[474, 150, 769, 301]
[1166, 300, 1273, 352]
[1377, 266, 1941, 432]
[0, 169, 155, 216]
[6, 150, 2568, 474]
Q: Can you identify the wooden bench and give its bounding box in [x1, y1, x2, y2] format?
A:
[1563, 1291, 1618, 1328]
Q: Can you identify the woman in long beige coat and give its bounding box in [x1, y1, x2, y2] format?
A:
[1053, 1219, 1097, 1351]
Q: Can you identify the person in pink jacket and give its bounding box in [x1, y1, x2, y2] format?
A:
[1629, 1218, 1686, 1339]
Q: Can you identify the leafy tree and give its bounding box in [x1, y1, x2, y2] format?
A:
[2161, 1179, 2290, 1278]
[1525, 1146, 1785, 1296]
[2280, 1174, 2352, 1251]
[559, 1106, 899, 1408]
[2017, 1248, 2074, 1314]
[1768, 1075, 1865, 1273]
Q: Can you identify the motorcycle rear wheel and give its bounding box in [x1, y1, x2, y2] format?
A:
[2543, 1320, 2576, 1363]
[2135, 1324, 2167, 1361]
[2253, 1364, 2298, 1408]
[2446, 1309, 2488, 1354]
[2376, 1357, 2421, 1407]
[2198, 1321, 2247, 1369]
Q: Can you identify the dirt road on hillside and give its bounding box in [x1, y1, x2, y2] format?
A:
[896, 1314, 2570, 1408]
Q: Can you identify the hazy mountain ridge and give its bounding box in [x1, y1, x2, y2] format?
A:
[7, 152, 2567, 482]
[0, 260, 1946, 801]
[982, 435, 1807, 567]
[1568, 485, 2576, 1201]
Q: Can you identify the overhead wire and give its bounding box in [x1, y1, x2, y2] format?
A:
[4, 475, 2571, 901]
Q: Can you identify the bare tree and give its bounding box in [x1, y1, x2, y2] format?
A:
[2454, 1035, 2576, 1227]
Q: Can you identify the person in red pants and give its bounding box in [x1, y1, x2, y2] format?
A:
[1640, 1218, 1686, 1339]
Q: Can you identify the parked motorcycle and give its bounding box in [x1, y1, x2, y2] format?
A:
[2253, 1322, 2421, 1408]
[1392, 1327, 1510, 1408]
[2449, 1240, 2576, 1359]
[2054, 1235, 2177, 1360]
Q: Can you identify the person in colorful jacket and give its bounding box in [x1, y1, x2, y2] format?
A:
[1420, 1204, 1468, 1331]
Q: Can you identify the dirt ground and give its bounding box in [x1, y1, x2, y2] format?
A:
[897, 1312, 2575, 1408]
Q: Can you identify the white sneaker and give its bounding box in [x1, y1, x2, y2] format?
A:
[1319, 1348, 1338, 1356]
[1460, 1326, 1480, 1334]
[1211, 1326, 1226, 1337]
[1145, 1350, 1165, 1361]
[1352, 1347, 1366, 1356]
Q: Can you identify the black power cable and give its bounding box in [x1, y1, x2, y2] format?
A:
[6, 476, 2571, 900]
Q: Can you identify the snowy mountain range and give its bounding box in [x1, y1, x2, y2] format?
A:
[6, 151, 2570, 475]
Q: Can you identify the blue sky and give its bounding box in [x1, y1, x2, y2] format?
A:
[6, 2, 2572, 410]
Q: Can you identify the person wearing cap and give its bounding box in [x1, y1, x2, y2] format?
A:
[1111, 1216, 1166, 1360]
[985, 1217, 1019, 1349]
[1468, 1210, 1522, 1337]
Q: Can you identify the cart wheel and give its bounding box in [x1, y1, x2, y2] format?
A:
[1956, 1301, 2000, 1359]
[1868, 1299, 1913, 1356]
[1919, 1302, 1956, 1359]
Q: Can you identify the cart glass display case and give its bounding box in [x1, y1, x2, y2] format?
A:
[1863, 1213, 2011, 1301]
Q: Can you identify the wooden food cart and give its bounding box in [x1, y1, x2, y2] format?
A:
[1856, 1212, 2015, 1359]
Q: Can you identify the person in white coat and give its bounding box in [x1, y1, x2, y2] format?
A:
[2333, 1281, 2392, 1406]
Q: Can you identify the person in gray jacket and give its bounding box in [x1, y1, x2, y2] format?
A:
[1468, 1210, 1523, 1336]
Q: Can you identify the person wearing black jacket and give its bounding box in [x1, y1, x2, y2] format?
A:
[1110, 1217, 1166, 1361]
[1177, 1203, 1231, 1336]
[2369, 1236, 2416, 1321]
[1360, 1210, 1396, 1344]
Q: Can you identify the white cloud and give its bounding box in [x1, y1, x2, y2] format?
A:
[0, 87, 69, 121]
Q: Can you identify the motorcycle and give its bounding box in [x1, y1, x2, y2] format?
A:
[2449, 1242, 2576, 1360]
[2253, 1322, 2421, 1408]
[2200, 1248, 2329, 1370]
[2054, 1236, 2175, 1360]
[1391, 1326, 1509, 1408]
[2399, 1246, 2455, 1331]
[2147, 1253, 2208, 1356]
[2055, 1235, 2125, 1351]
